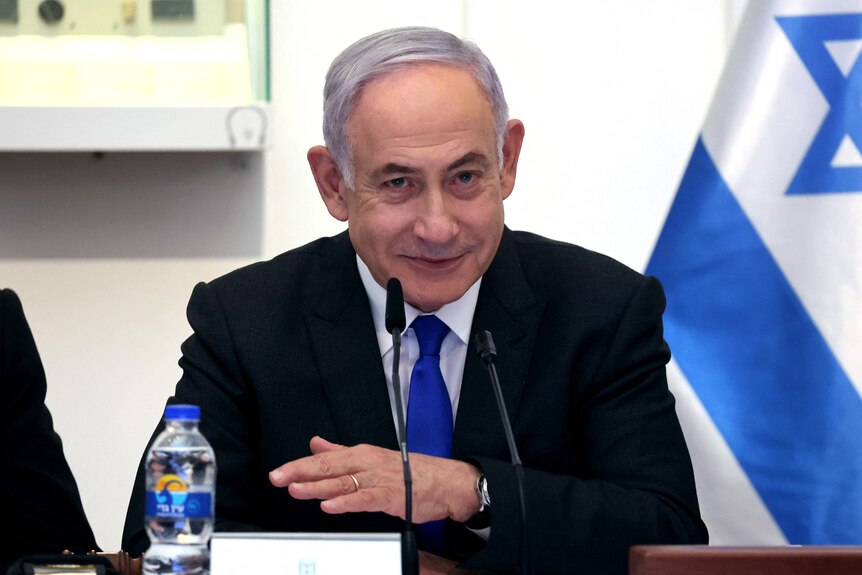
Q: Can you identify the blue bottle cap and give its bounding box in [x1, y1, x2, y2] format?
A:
[164, 404, 200, 421]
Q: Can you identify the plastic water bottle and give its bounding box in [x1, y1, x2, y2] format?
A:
[143, 404, 216, 574]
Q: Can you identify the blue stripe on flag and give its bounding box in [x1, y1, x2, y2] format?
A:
[647, 138, 862, 544]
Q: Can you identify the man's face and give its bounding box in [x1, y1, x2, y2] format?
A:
[322, 64, 522, 312]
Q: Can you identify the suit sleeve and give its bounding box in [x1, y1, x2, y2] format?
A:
[0, 289, 99, 564]
[461, 277, 707, 575]
[122, 281, 266, 556]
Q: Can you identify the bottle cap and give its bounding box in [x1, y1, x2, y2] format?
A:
[164, 404, 201, 421]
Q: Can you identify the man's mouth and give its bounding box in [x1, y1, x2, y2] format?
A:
[404, 254, 464, 271]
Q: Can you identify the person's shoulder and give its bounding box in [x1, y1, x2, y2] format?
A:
[508, 230, 643, 282]
[504, 229, 660, 312]
[190, 233, 353, 310]
[211, 232, 350, 286]
[0, 288, 25, 325]
[0, 288, 21, 308]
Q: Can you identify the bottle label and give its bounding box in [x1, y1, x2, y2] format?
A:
[145, 473, 212, 518]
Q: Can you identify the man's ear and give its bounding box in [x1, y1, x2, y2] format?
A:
[499, 119, 525, 200]
[308, 145, 349, 222]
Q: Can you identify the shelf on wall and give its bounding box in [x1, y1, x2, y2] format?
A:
[0, 1, 270, 151]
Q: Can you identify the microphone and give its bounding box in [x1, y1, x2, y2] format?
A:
[475, 330, 530, 574]
[385, 278, 417, 575]
[385, 277, 406, 334]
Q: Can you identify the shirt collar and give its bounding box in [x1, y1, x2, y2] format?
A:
[356, 255, 481, 355]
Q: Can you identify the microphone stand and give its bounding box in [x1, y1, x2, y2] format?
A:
[476, 330, 530, 574]
[391, 327, 418, 575]
[386, 279, 418, 575]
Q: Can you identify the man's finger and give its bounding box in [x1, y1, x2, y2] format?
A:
[270, 441, 367, 486]
[320, 486, 398, 516]
[288, 473, 360, 500]
[309, 435, 343, 454]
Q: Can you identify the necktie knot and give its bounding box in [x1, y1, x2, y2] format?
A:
[411, 314, 449, 357]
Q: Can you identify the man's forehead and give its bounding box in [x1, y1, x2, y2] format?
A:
[350, 68, 493, 133]
[344, 63, 497, 176]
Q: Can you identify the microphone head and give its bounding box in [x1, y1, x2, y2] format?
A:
[385, 278, 406, 333]
[475, 330, 497, 363]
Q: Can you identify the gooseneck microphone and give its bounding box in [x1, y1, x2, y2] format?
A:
[475, 330, 530, 574]
[385, 278, 418, 575]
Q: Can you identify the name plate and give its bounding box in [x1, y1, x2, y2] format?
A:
[210, 532, 402, 575]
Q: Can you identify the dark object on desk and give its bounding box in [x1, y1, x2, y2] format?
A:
[4, 553, 119, 575]
[0, 289, 99, 570]
[93, 551, 142, 575]
[629, 545, 862, 575]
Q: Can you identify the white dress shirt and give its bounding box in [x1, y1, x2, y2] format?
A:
[356, 255, 481, 440]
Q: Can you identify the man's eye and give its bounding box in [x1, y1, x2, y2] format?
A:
[387, 177, 408, 189]
[456, 172, 476, 184]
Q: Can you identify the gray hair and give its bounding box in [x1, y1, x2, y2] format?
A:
[322, 26, 510, 187]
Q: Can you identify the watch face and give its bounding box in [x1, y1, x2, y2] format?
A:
[480, 475, 491, 507]
[475, 474, 489, 512]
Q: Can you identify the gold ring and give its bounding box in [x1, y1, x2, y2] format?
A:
[349, 473, 360, 492]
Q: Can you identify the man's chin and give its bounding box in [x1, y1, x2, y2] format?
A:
[402, 281, 468, 313]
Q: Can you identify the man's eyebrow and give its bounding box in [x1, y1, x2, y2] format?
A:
[380, 163, 420, 175]
[376, 152, 491, 176]
[446, 151, 491, 172]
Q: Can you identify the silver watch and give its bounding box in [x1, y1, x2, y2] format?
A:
[475, 474, 491, 512]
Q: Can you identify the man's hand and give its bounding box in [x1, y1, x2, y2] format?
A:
[269, 436, 482, 523]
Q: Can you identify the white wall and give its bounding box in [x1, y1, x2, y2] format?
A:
[0, 0, 742, 552]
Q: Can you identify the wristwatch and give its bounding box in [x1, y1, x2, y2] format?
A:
[475, 473, 491, 512]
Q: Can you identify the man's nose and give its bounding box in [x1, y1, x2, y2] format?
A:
[413, 185, 458, 244]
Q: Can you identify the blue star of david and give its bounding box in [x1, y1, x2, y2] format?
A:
[777, 13, 862, 194]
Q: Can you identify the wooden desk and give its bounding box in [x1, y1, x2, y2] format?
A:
[630, 545, 862, 575]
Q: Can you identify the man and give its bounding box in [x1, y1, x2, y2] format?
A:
[1, 289, 100, 569]
[123, 27, 707, 573]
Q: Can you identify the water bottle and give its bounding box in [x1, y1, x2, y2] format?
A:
[143, 404, 216, 574]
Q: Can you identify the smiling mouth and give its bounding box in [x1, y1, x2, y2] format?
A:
[404, 254, 464, 270]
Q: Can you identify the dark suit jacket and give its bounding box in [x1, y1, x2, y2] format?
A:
[0, 289, 99, 568]
[122, 229, 707, 574]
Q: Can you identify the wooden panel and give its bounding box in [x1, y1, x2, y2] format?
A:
[630, 546, 862, 575]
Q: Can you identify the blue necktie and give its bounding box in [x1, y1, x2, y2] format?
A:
[406, 314, 452, 555]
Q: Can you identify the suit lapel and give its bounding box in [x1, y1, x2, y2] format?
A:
[452, 229, 545, 460]
[305, 233, 399, 450]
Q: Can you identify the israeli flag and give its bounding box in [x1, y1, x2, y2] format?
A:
[647, 0, 862, 544]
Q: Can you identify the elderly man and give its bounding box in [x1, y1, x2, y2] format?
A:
[123, 27, 707, 574]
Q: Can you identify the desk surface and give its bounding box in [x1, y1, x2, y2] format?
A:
[630, 546, 862, 575]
